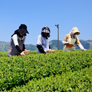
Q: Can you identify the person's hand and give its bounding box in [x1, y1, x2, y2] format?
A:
[20, 52, 25, 56]
[24, 49, 27, 51]
[83, 49, 87, 51]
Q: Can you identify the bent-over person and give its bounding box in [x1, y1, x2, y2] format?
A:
[8, 24, 29, 57]
[36, 26, 55, 53]
[62, 27, 86, 52]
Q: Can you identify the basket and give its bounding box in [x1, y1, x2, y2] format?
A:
[22, 50, 30, 55]
[46, 50, 55, 53]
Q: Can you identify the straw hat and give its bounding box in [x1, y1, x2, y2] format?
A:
[72, 27, 80, 35]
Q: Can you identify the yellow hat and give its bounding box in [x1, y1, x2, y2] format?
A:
[72, 27, 80, 35]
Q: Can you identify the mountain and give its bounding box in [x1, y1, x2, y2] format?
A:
[0, 41, 10, 52]
[49, 40, 63, 50]
[0, 41, 37, 52]
[0, 40, 92, 52]
[25, 44, 37, 51]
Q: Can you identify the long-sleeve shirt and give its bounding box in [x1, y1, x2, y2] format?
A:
[8, 34, 26, 57]
[36, 34, 50, 53]
[62, 34, 81, 46]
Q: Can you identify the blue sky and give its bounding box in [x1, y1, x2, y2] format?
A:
[0, 0, 92, 45]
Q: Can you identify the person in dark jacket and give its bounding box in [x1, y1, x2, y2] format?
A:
[8, 24, 29, 57]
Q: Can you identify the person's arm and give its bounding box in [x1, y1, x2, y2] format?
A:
[62, 41, 69, 45]
[15, 45, 22, 53]
[37, 45, 46, 53]
[37, 35, 46, 53]
[12, 34, 25, 55]
[23, 44, 25, 51]
[22, 36, 26, 51]
[49, 45, 51, 49]
[62, 34, 69, 45]
[75, 36, 86, 51]
[78, 44, 86, 51]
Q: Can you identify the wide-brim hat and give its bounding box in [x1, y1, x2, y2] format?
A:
[17, 29, 28, 34]
[19, 24, 29, 34]
[72, 27, 80, 35]
[25, 30, 29, 34]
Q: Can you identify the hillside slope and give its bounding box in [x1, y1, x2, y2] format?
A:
[0, 40, 91, 51]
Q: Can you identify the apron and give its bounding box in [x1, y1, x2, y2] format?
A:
[8, 38, 24, 57]
[63, 38, 76, 52]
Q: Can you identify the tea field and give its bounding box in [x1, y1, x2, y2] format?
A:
[0, 50, 92, 92]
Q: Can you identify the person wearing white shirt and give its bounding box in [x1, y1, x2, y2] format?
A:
[8, 24, 29, 57]
[37, 26, 51, 53]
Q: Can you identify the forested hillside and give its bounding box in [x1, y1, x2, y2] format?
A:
[0, 40, 91, 52]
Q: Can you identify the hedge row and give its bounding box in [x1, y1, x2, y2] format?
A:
[6, 66, 92, 92]
[0, 50, 92, 91]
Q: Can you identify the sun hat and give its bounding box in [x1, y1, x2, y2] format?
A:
[41, 26, 50, 38]
[17, 29, 28, 34]
[19, 24, 29, 34]
[72, 27, 80, 35]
